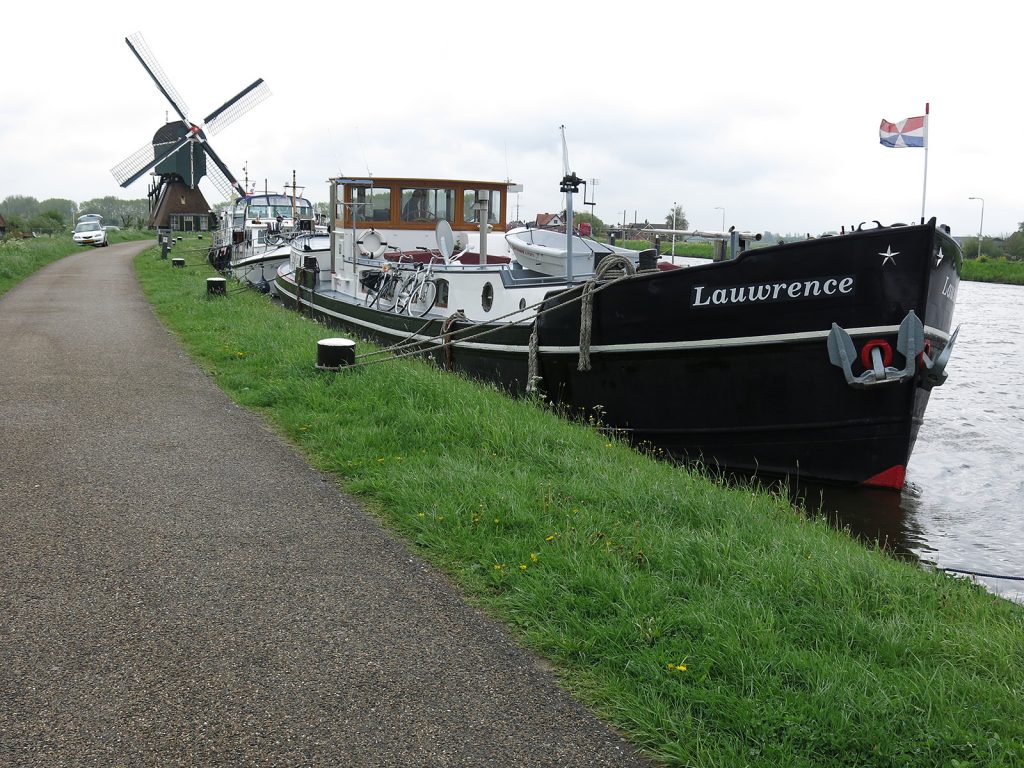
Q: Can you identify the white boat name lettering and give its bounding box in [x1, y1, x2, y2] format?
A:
[691, 276, 854, 307]
[941, 276, 957, 302]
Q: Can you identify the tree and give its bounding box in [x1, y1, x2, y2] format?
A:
[0, 195, 40, 219]
[79, 196, 149, 229]
[1004, 224, 1024, 261]
[28, 210, 66, 235]
[40, 198, 78, 227]
[573, 211, 606, 236]
[961, 236, 1004, 260]
[664, 204, 688, 231]
[2, 212, 28, 237]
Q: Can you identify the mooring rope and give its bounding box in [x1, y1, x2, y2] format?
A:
[526, 321, 541, 393]
[578, 255, 638, 372]
[941, 567, 1024, 582]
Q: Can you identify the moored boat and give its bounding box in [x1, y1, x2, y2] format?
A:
[274, 174, 961, 490]
[209, 189, 323, 293]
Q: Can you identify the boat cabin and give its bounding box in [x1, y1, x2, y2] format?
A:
[230, 193, 315, 231]
[332, 177, 511, 234]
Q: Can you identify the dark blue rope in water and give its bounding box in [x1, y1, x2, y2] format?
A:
[942, 567, 1024, 582]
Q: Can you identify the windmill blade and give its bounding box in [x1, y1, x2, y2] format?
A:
[125, 32, 191, 124]
[203, 157, 240, 202]
[200, 142, 246, 199]
[110, 135, 191, 188]
[203, 79, 271, 136]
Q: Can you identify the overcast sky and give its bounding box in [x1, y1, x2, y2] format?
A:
[1, 1, 1019, 238]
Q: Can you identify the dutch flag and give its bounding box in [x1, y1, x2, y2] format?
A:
[879, 115, 927, 148]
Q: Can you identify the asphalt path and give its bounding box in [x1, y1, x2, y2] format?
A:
[0, 242, 651, 767]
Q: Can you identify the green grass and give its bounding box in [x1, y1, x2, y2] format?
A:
[133, 246, 1023, 767]
[961, 257, 1024, 285]
[615, 239, 714, 259]
[0, 230, 153, 297]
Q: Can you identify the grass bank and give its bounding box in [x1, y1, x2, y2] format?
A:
[135, 245, 1023, 767]
[0, 230, 153, 297]
[961, 257, 1024, 285]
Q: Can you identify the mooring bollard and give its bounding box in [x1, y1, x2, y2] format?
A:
[316, 338, 356, 370]
[207, 277, 227, 296]
[171, 257, 185, 268]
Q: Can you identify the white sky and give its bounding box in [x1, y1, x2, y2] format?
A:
[1, 1, 1019, 237]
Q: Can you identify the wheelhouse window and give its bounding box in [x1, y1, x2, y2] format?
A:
[344, 187, 392, 224]
[462, 189, 501, 225]
[247, 195, 312, 220]
[400, 187, 455, 223]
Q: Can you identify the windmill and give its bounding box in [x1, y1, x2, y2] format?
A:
[110, 32, 270, 229]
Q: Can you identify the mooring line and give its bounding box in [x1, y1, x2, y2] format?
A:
[941, 567, 1024, 582]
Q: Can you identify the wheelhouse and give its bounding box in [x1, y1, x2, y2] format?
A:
[332, 177, 511, 233]
[231, 193, 315, 229]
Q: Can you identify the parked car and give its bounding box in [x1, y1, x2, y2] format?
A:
[73, 221, 108, 247]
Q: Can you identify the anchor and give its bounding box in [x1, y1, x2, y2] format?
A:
[827, 310, 955, 389]
[918, 324, 960, 390]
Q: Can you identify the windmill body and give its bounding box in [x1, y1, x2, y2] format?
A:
[110, 32, 269, 231]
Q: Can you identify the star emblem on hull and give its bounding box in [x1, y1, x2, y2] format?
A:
[880, 246, 899, 267]
[935, 247, 945, 266]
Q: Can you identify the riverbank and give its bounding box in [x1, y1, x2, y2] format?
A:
[133, 242, 1023, 767]
[960, 257, 1024, 285]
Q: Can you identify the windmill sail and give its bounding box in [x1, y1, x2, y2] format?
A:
[203, 79, 271, 137]
[124, 32, 191, 125]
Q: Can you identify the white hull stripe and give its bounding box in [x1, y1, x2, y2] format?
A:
[278, 283, 952, 355]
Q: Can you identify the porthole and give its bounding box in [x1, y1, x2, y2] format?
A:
[481, 282, 494, 312]
[519, 298, 527, 310]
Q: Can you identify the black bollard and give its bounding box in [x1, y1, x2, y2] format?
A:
[316, 338, 356, 370]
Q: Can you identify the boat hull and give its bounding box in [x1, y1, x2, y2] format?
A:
[276, 221, 960, 489]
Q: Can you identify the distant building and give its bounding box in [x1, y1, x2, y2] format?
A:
[0, 214, 6, 237]
[535, 213, 564, 229]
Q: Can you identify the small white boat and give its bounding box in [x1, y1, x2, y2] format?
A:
[505, 226, 638, 278]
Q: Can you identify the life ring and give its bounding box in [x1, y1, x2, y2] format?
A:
[357, 229, 387, 258]
[860, 338, 893, 369]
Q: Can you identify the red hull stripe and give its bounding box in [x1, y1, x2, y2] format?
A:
[862, 465, 906, 491]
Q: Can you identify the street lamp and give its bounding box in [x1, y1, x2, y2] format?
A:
[714, 206, 725, 232]
[671, 201, 677, 263]
[968, 196, 984, 259]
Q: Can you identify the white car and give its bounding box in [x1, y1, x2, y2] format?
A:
[73, 221, 108, 247]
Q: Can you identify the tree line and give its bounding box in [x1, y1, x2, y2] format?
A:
[1, 195, 150, 236]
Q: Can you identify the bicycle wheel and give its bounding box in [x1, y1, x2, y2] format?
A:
[410, 279, 438, 317]
[377, 273, 402, 311]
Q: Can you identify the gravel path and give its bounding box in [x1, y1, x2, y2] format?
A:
[0, 243, 651, 767]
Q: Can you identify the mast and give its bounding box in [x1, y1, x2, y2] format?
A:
[559, 126, 582, 283]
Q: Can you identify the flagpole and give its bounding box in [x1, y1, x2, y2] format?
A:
[921, 102, 930, 223]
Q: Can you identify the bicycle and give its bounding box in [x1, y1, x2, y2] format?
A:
[362, 264, 403, 311]
[396, 259, 440, 316]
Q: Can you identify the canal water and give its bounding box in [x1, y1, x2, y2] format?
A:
[795, 280, 1023, 603]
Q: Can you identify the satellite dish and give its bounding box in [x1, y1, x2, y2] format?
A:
[436, 219, 456, 262]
